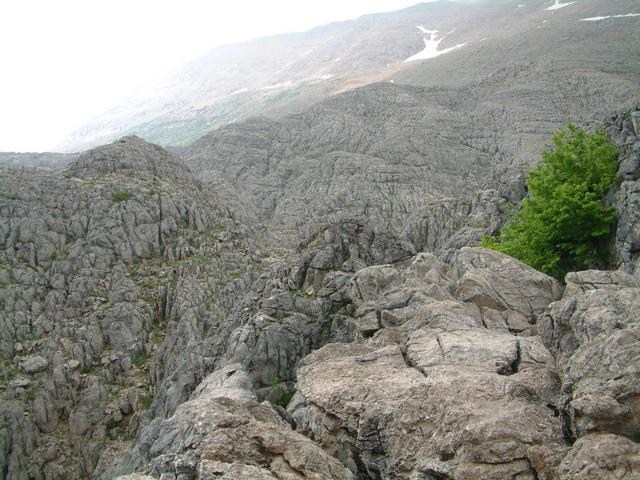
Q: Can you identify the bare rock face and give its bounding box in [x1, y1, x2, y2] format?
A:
[2, 101, 640, 480]
[69, 136, 191, 181]
[288, 248, 565, 479]
[539, 269, 640, 477]
[608, 104, 640, 280]
[555, 433, 640, 480]
[452, 247, 562, 321]
[104, 365, 353, 480]
[0, 137, 261, 479]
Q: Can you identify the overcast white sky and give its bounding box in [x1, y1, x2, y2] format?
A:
[0, 0, 430, 152]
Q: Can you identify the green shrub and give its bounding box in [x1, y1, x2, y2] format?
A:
[1, 192, 19, 200]
[131, 352, 150, 368]
[483, 124, 619, 281]
[270, 376, 295, 408]
[111, 191, 133, 202]
[2, 367, 18, 382]
[139, 392, 153, 410]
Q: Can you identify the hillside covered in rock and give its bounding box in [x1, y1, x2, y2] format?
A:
[1, 101, 639, 478]
[1, 1, 640, 479]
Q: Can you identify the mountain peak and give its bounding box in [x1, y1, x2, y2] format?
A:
[67, 135, 190, 179]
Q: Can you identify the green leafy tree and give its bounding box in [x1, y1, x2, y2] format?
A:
[483, 124, 619, 281]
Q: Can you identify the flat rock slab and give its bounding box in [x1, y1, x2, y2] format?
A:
[291, 338, 563, 479]
[453, 247, 562, 320]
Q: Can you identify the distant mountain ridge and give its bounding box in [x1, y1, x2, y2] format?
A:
[58, 0, 640, 152]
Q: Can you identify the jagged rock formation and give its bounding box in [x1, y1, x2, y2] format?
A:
[1, 4, 640, 476]
[1, 103, 640, 478]
[108, 364, 354, 479]
[607, 107, 640, 279]
[289, 248, 565, 479]
[0, 136, 262, 478]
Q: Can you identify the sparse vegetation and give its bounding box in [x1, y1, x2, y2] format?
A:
[270, 376, 295, 408]
[52, 248, 69, 261]
[81, 365, 99, 375]
[132, 351, 151, 368]
[111, 191, 133, 202]
[139, 392, 153, 410]
[483, 125, 619, 281]
[150, 330, 164, 344]
[1, 192, 19, 200]
[325, 304, 346, 322]
[2, 366, 18, 382]
[227, 269, 245, 280]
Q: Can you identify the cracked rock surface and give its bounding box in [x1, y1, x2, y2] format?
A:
[1, 78, 639, 480]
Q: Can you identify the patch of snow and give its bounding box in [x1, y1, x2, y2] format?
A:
[259, 81, 293, 91]
[301, 48, 314, 57]
[580, 13, 640, 21]
[320, 74, 335, 80]
[388, 80, 395, 83]
[417, 25, 438, 34]
[517, 4, 525, 7]
[404, 27, 466, 62]
[581, 15, 609, 21]
[230, 88, 249, 96]
[546, 1, 575, 11]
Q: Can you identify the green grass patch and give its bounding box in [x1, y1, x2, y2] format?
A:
[139, 392, 153, 410]
[150, 331, 163, 344]
[270, 376, 295, 409]
[111, 191, 133, 202]
[2, 367, 18, 382]
[52, 248, 69, 261]
[131, 352, 150, 368]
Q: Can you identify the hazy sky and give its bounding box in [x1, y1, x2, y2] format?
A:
[0, 0, 430, 152]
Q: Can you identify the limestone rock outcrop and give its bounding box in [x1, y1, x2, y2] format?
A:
[1, 77, 639, 480]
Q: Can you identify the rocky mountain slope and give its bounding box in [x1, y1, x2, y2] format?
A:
[1, 102, 639, 478]
[1, 1, 639, 478]
[59, 0, 640, 151]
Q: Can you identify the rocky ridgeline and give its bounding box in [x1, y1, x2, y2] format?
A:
[0, 137, 263, 478]
[0, 105, 639, 480]
[105, 246, 639, 480]
[177, 83, 529, 251]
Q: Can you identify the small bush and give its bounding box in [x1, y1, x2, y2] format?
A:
[483, 124, 619, 280]
[139, 392, 153, 410]
[111, 191, 133, 202]
[1, 192, 19, 200]
[131, 352, 150, 368]
[2, 367, 18, 382]
[270, 376, 295, 408]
